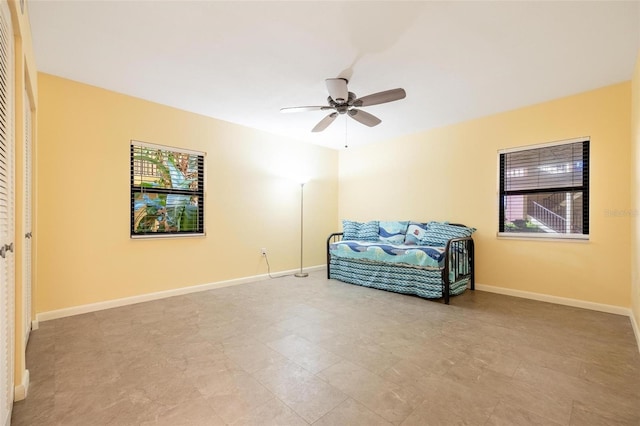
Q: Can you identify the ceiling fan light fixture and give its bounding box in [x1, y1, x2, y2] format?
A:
[325, 78, 349, 104]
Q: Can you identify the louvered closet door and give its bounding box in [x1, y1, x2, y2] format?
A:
[0, 1, 14, 425]
[23, 90, 31, 346]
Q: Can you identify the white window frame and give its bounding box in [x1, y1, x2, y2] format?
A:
[497, 137, 590, 241]
[130, 141, 206, 238]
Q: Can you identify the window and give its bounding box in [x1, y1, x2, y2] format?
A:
[130, 141, 205, 237]
[498, 138, 589, 239]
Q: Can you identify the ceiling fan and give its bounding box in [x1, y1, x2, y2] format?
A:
[280, 78, 406, 132]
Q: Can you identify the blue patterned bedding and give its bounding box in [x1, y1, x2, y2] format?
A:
[329, 258, 469, 299]
[329, 240, 446, 269]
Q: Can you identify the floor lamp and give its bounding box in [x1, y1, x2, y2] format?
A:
[295, 181, 309, 278]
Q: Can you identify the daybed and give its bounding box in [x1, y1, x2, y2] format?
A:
[326, 220, 475, 304]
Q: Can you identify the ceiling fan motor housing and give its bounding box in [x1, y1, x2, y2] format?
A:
[280, 78, 406, 132]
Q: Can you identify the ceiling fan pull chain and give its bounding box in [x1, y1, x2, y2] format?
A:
[344, 116, 348, 149]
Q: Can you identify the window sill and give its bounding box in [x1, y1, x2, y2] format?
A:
[131, 233, 206, 239]
[497, 232, 589, 242]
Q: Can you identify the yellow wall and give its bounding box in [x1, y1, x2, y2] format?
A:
[36, 73, 338, 313]
[339, 83, 631, 307]
[632, 51, 640, 336]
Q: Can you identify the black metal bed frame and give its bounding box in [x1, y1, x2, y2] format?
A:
[326, 226, 475, 304]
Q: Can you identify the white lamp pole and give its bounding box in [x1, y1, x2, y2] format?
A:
[295, 182, 308, 278]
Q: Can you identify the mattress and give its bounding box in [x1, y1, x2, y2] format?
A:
[329, 240, 445, 269]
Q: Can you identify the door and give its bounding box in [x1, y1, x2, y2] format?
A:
[23, 89, 31, 347]
[0, 1, 15, 424]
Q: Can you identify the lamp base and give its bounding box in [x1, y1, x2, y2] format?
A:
[294, 272, 309, 278]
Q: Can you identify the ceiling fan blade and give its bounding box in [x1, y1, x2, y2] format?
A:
[353, 88, 406, 107]
[280, 106, 333, 113]
[312, 112, 338, 132]
[325, 78, 349, 104]
[348, 109, 382, 127]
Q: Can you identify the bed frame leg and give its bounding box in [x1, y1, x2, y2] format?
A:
[469, 240, 475, 291]
[326, 233, 343, 280]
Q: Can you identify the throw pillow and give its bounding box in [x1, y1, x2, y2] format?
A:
[404, 222, 430, 245]
[420, 222, 476, 246]
[342, 220, 379, 241]
[358, 220, 380, 241]
[342, 220, 360, 240]
[378, 220, 409, 244]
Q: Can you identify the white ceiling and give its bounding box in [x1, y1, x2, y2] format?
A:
[29, 1, 639, 150]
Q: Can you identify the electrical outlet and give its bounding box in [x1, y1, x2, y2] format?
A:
[261, 248, 267, 256]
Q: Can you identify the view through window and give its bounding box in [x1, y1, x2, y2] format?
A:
[130, 141, 205, 237]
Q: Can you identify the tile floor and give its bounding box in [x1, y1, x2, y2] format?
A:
[11, 270, 640, 425]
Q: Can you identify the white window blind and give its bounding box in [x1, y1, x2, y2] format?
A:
[499, 138, 589, 238]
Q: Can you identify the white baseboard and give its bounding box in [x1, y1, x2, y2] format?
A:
[31, 320, 38, 331]
[14, 369, 29, 401]
[36, 265, 325, 322]
[475, 283, 631, 316]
